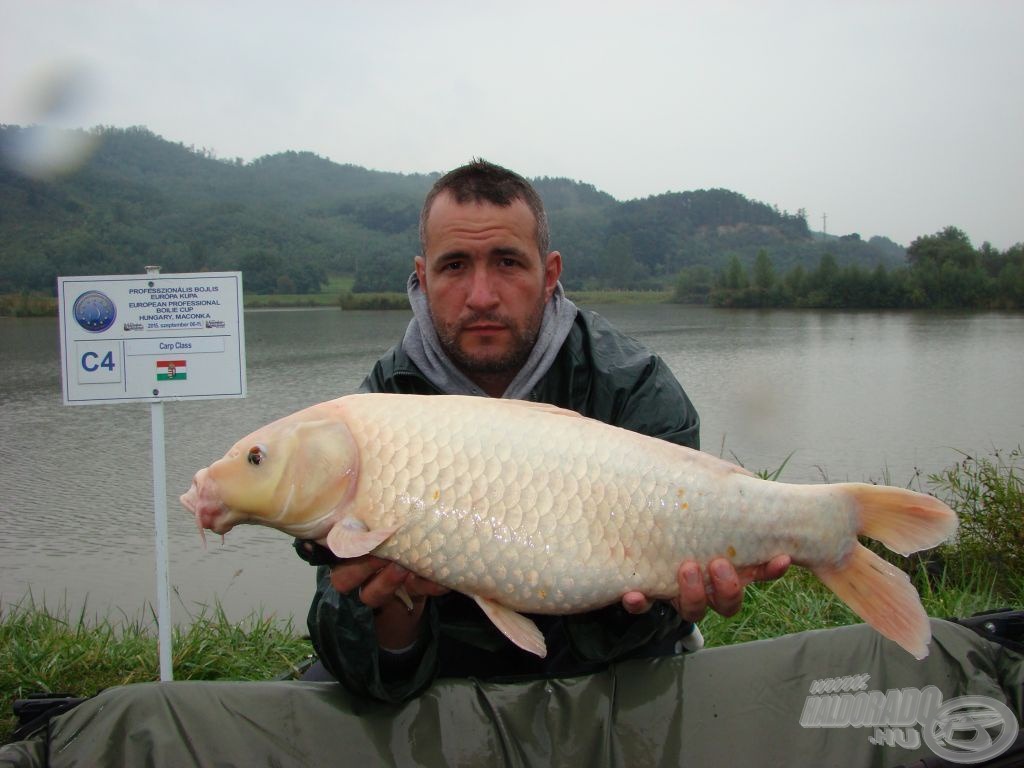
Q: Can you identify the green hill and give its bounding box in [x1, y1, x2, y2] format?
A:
[0, 124, 906, 295]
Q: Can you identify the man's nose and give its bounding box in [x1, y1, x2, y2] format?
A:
[466, 268, 499, 310]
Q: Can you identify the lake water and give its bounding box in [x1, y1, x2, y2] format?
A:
[1, 306, 1021, 629]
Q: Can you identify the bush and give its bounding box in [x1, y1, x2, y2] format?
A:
[0, 293, 57, 317]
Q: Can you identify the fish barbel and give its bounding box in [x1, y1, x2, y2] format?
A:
[180, 393, 957, 659]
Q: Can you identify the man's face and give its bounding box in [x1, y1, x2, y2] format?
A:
[416, 192, 562, 386]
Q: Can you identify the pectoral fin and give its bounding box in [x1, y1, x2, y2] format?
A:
[325, 516, 398, 558]
[472, 595, 547, 658]
[394, 586, 414, 611]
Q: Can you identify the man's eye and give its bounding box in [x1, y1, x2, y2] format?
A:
[440, 261, 464, 272]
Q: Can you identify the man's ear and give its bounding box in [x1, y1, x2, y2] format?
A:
[544, 251, 562, 300]
[415, 255, 427, 290]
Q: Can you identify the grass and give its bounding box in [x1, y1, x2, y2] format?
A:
[697, 556, 1016, 650]
[0, 597, 311, 744]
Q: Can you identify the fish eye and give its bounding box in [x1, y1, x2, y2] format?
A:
[247, 445, 267, 466]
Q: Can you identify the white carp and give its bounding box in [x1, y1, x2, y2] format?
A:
[180, 393, 957, 659]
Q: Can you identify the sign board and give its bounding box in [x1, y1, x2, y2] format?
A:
[58, 271, 246, 405]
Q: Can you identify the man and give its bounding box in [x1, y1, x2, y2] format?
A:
[299, 160, 789, 701]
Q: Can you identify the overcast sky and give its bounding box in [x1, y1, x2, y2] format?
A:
[2, 0, 1021, 249]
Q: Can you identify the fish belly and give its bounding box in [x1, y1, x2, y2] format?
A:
[338, 394, 857, 614]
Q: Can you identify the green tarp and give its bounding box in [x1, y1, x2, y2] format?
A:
[3, 619, 1022, 767]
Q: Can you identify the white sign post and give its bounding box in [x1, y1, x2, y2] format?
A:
[58, 269, 246, 681]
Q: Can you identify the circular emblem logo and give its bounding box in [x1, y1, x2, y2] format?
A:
[73, 290, 117, 333]
[922, 695, 1019, 764]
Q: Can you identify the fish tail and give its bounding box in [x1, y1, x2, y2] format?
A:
[809, 485, 957, 659]
[846, 483, 957, 556]
[813, 543, 931, 659]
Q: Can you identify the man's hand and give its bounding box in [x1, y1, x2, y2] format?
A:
[329, 555, 449, 651]
[621, 555, 791, 621]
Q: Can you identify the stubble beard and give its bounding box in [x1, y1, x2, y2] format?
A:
[433, 298, 547, 378]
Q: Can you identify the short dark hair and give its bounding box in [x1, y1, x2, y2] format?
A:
[419, 158, 549, 257]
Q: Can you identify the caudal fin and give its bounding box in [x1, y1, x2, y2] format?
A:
[844, 483, 957, 557]
[814, 543, 931, 659]
[811, 484, 956, 659]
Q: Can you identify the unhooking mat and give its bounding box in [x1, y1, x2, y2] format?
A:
[3, 618, 1023, 767]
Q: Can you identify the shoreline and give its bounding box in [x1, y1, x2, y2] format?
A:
[0, 289, 677, 317]
[7, 287, 1023, 317]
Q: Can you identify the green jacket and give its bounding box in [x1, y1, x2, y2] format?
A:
[306, 309, 700, 702]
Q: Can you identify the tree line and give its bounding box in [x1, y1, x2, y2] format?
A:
[675, 227, 1024, 310]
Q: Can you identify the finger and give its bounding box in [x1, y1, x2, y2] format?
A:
[673, 560, 709, 622]
[405, 574, 450, 599]
[356, 562, 412, 609]
[706, 558, 743, 618]
[328, 555, 390, 594]
[621, 591, 653, 615]
[736, 554, 792, 587]
[765, 554, 791, 581]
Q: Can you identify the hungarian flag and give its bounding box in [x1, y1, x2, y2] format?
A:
[156, 359, 187, 381]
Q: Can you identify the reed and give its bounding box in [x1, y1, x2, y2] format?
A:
[565, 289, 673, 305]
[0, 293, 57, 317]
[337, 291, 410, 310]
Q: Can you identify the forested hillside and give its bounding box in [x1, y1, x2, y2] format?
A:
[2, 125, 907, 295]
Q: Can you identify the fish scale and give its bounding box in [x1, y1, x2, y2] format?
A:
[181, 392, 957, 659]
[340, 395, 843, 610]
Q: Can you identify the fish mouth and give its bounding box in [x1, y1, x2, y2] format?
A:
[180, 469, 236, 540]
